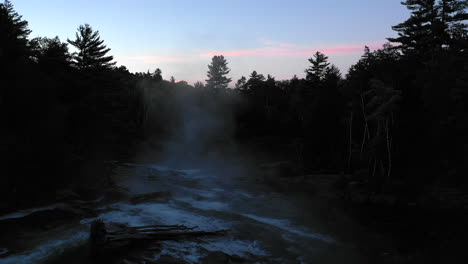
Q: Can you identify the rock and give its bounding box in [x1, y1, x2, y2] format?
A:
[120, 259, 138, 264]
[0, 248, 9, 256]
[90, 220, 107, 257]
[154, 254, 188, 264]
[60, 204, 96, 218]
[102, 187, 129, 203]
[0, 207, 82, 231]
[56, 189, 81, 201]
[89, 220, 227, 263]
[200, 251, 231, 264]
[259, 161, 299, 179]
[200, 251, 246, 264]
[229, 254, 247, 263]
[130, 192, 172, 204]
[345, 181, 370, 204]
[73, 186, 101, 201]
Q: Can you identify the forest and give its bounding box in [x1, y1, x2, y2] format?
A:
[0, 0, 467, 263]
[2, 0, 467, 206]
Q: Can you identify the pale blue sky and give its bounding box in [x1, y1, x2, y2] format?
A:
[13, 0, 408, 84]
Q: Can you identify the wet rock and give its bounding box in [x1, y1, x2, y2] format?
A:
[0, 203, 97, 244]
[229, 254, 247, 263]
[0, 208, 82, 232]
[200, 251, 231, 264]
[120, 259, 139, 264]
[0, 247, 9, 256]
[73, 186, 102, 201]
[89, 220, 227, 264]
[102, 187, 129, 203]
[56, 189, 81, 201]
[154, 254, 188, 264]
[90, 220, 107, 257]
[200, 251, 246, 264]
[61, 202, 97, 218]
[345, 181, 370, 204]
[130, 192, 172, 204]
[259, 161, 300, 179]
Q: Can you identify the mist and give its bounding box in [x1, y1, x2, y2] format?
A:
[135, 78, 243, 168]
[1, 1, 468, 263]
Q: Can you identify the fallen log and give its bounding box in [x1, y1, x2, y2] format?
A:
[90, 220, 227, 261]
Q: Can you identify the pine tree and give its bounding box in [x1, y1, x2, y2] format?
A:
[30, 36, 70, 67]
[67, 24, 115, 70]
[248, 71, 265, 83]
[437, 0, 468, 48]
[305, 52, 330, 82]
[266, 74, 275, 83]
[194, 81, 204, 89]
[152, 68, 162, 81]
[205, 55, 232, 89]
[235, 76, 247, 90]
[246, 71, 265, 91]
[323, 64, 342, 87]
[387, 0, 438, 56]
[0, 0, 31, 62]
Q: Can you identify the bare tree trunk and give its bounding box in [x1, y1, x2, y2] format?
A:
[360, 125, 368, 159]
[360, 94, 370, 158]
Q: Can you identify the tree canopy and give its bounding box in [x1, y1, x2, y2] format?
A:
[1, 4, 468, 256]
[0, 0, 31, 64]
[205, 55, 232, 89]
[305, 52, 331, 82]
[67, 24, 115, 70]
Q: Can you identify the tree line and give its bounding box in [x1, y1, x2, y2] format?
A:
[0, 0, 467, 207]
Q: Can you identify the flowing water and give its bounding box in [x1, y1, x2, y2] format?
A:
[0, 161, 368, 263]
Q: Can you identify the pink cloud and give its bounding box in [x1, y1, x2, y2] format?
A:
[199, 42, 384, 57]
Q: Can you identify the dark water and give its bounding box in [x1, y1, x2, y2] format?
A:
[0, 162, 371, 263]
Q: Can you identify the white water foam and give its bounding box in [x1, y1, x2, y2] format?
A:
[0, 231, 88, 264]
[178, 197, 229, 211]
[0, 203, 65, 221]
[241, 214, 335, 243]
[152, 241, 204, 263]
[200, 238, 268, 256]
[81, 202, 229, 230]
[123, 163, 200, 176]
[152, 239, 268, 264]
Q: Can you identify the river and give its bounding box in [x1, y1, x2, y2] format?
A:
[0, 160, 372, 263]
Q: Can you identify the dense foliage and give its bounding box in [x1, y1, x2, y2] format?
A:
[1, 0, 467, 208]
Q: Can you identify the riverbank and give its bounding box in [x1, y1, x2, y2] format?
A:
[258, 163, 468, 264]
[0, 157, 367, 263]
[1, 138, 467, 263]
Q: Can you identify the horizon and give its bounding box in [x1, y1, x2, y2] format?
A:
[14, 0, 409, 84]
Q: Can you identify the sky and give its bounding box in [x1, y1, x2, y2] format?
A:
[13, 0, 409, 84]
